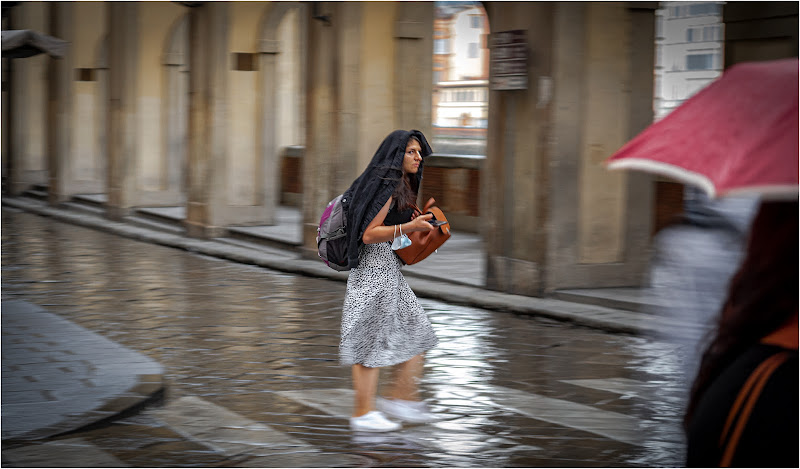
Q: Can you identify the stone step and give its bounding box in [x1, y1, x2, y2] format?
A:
[225, 225, 303, 252]
[62, 200, 105, 217]
[550, 288, 664, 314]
[134, 206, 185, 225]
[21, 189, 48, 201]
[72, 193, 108, 208]
[124, 214, 187, 236]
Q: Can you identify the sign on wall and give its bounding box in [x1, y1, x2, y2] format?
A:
[490, 30, 528, 91]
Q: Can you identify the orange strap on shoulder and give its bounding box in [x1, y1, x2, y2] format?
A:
[718, 351, 791, 467]
[760, 313, 798, 350]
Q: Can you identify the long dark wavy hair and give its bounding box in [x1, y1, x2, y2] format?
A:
[391, 136, 422, 211]
[684, 200, 799, 427]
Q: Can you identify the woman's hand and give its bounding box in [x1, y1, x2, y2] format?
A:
[362, 197, 435, 244]
[407, 212, 435, 233]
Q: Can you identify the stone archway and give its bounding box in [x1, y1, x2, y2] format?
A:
[256, 2, 307, 225]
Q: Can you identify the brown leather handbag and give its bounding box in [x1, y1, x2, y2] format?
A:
[396, 198, 451, 265]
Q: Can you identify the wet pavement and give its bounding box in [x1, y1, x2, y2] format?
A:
[2, 208, 689, 467]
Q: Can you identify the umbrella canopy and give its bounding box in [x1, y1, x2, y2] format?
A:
[607, 58, 798, 199]
[2, 29, 69, 59]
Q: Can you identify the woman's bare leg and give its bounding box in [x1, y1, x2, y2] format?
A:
[385, 354, 424, 401]
[352, 364, 380, 417]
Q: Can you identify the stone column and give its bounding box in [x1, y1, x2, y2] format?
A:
[47, 2, 74, 205]
[162, 15, 188, 201]
[106, 2, 139, 220]
[301, 2, 339, 259]
[258, 38, 280, 226]
[483, 2, 555, 296]
[484, 2, 656, 296]
[184, 2, 230, 238]
[335, 2, 362, 193]
[393, 3, 433, 136]
[8, 3, 49, 195]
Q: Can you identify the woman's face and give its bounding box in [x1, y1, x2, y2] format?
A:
[402, 138, 423, 174]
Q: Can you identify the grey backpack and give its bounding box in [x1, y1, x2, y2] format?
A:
[316, 194, 350, 271]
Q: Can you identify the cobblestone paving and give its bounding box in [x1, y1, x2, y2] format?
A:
[2, 209, 689, 467]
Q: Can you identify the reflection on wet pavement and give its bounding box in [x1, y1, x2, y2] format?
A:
[2, 209, 688, 467]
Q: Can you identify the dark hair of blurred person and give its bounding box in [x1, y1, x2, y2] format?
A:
[684, 200, 798, 467]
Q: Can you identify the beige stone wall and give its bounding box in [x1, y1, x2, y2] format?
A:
[136, 3, 184, 197]
[227, 2, 264, 206]
[276, 7, 303, 150]
[577, 2, 631, 264]
[70, 2, 106, 192]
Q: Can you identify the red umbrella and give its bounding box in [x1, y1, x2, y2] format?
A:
[607, 58, 798, 199]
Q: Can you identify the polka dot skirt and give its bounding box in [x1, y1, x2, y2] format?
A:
[339, 242, 438, 368]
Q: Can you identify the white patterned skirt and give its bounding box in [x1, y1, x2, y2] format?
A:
[339, 242, 438, 368]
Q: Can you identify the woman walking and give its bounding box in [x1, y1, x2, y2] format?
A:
[684, 200, 798, 466]
[340, 129, 440, 432]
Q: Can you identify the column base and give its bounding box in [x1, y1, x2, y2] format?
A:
[184, 220, 227, 239]
[486, 255, 543, 297]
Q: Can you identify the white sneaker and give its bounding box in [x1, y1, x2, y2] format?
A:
[349, 411, 401, 432]
[377, 397, 440, 423]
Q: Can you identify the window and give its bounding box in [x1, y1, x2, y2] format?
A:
[655, 14, 664, 38]
[686, 53, 714, 70]
[687, 28, 695, 42]
[703, 25, 720, 41]
[470, 15, 480, 28]
[434, 38, 449, 55]
[689, 3, 721, 16]
[468, 42, 479, 58]
[433, 71, 442, 84]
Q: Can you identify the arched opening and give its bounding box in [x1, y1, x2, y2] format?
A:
[431, 1, 489, 157]
[274, 6, 305, 210]
[233, 2, 306, 245]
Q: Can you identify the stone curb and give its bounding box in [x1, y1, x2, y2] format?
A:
[1, 300, 165, 442]
[2, 197, 693, 337]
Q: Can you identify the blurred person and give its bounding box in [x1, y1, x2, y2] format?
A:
[683, 200, 798, 467]
[650, 188, 760, 385]
[339, 129, 440, 432]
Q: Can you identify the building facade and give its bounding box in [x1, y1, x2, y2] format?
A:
[654, 2, 724, 120]
[3, 1, 796, 297]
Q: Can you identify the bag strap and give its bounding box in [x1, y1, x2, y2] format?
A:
[411, 198, 436, 215]
[719, 350, 791, 466]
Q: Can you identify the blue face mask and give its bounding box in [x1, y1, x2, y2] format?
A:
[391, 225, 412, 250]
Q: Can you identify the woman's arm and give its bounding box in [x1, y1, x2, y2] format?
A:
[362, 196, 435, 244]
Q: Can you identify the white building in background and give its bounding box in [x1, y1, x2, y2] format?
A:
[654, 1, 724, 120]
[433, 3, 488, 132]
[450, 6, 487, 81]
